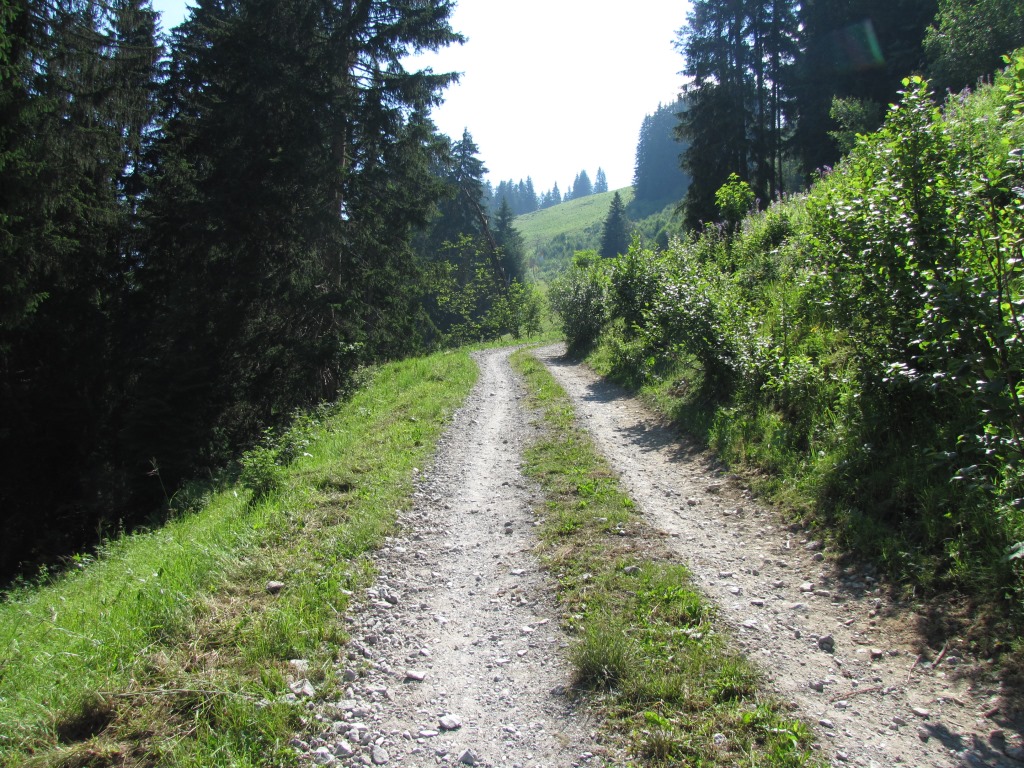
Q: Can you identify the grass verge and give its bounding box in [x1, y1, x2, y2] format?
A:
[510, 348, 820, 767]
[0, 350, 477, 768]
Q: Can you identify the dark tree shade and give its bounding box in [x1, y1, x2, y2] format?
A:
[792, 0, 937, 175]
[131, 0, 463, 492]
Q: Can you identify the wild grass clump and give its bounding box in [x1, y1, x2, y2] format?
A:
[0, 349, 477, 767]
[512, 350, 819, 768]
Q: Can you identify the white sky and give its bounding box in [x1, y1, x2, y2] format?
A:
[150, 0, 690, 193]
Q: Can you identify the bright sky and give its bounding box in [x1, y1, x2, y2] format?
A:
[150, 0, 690, 193]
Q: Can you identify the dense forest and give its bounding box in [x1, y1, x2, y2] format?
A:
[0, 0, 537, 580]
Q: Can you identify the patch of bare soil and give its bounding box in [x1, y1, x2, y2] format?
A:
[535, 343, 1024, 768]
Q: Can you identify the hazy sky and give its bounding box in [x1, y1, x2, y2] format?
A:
[150, 0, 690, 193]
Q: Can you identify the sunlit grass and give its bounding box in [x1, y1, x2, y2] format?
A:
[0, 350, 477, 767]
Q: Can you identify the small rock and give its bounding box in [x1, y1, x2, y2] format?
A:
[818, 634, 835, 652]
[800, 582, 814, 592]
[910, 706, 931, 719]
[712, 733, 727, 746]
[750, 599, 765, 607]
[418, 729, 439, 738]
[404, 669, 427, 682]
[819, 718, 835, 728]
[458, 748, 480, 766]
[371, 745, 390, 765]
[892, 716, 908, 727]
[290, 679, 316, 697]
[289, 659, 310, 674]
[809, 680, 825, 692]
[623, 565, 641, 575]
[805, 540, 823, 551]
[313, 746, 336, 765]
[870, 648, 885, 661]
[917, 727, 930, 742]
[266, 580, 285, 595]
[550, 684, 567, 696]
[439, 714, 462, 731]
[813, 589, 831, 598]
[812, 553, 825, 562]
[334, 741, 355, 758]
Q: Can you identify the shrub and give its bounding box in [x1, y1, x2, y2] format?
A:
[549, 251, 609, 354]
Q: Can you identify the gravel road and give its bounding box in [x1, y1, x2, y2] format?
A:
[292, 345, 1023, 768]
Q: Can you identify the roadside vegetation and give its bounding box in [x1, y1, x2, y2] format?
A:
[0, 351, 476, 767]
[549, 56, 1024, 654]
[511, 350, 818, 767]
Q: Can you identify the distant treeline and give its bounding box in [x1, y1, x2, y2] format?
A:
[488, 168, 610, 217]
[0, 0, 536, 580]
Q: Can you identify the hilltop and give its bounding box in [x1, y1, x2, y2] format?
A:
[516, 187, 633, 280]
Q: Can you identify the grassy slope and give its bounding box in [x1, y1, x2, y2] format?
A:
[516, 189, 687, 283]
[0, 350, 477, 767]
[517, 187, 634, 244]
[517, 188, 634, 280]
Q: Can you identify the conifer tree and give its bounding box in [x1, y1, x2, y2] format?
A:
[594, 167, 608, 193]
[574, 169, 593, 197]
[132, 0, 461, 490]
[493, 199, 526, 283]
[0, 0, 162, 570]
[599, 191, 631, 258]
[677, 0, 797, 225]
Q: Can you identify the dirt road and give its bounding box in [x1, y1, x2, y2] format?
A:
[294, 345, 1021, 768]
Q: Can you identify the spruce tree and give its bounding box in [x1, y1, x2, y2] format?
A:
[599, 191, 631, 258]
[493, 199, 526, 283]
[133, 0, 461, 491]
[677, 0, 798, 225]
[574, 169, 593, 197]
[594, 167, 608, 193]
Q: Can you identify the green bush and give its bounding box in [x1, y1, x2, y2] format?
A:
[549, 251, 609, 354]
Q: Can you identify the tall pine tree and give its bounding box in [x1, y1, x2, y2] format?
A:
[600, 191, 631, 258]
[131, 0, 461, 493]
[677, 0, 798, 227]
